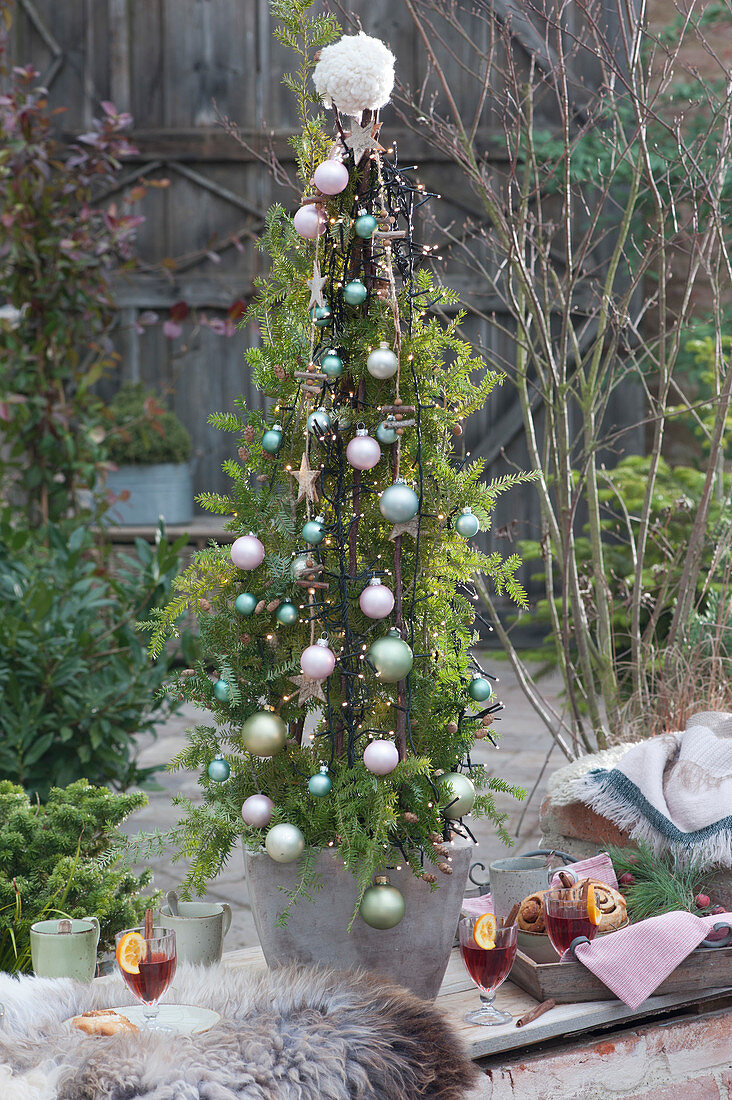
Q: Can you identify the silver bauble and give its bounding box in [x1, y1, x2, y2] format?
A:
[265, 822, 305, 863]
[241, 711, 287, 757]
[359, 876, 406, 929]
[308, 408, 331, 434]
[379, 479, 419, 523]
[366, 342, 398, 380]
[439, 771, 476, 818]
[291, 553, 313, 580]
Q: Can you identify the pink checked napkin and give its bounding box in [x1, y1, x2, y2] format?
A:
[550, 852, 618, 889]
[567, 909, 732, 1009]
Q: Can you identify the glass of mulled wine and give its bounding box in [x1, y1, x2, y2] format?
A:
[458, 919, 517, 1025]
[543, 888, 598, 958]
[115, 926, 177, 1029]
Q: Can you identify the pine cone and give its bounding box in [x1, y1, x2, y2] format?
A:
[273, 364, 287, 380]
[421, 872, 437, 884]
[437, 862, 453, 875]
[255, 600, 266, 614]
[199, 598, 211, 612]
[482, 715, 494, 727]
[428, 832, 443, 844]
[240, 633, 251, 645]
[244, 426, 256, 443]
[257, 474, 269, 483]
[402, 811, 419, 824]
[474, 728, 489, 740]
[447, 721, 458, 735]
[238, 446, 250, 463]
[266, 600, 281, 612]
[432, 844, 449, 857]
[180, 669, 196, 678]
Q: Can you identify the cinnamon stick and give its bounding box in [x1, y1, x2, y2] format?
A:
[516, 998, 556, 1028]
[503, 902, 520, 928]
[144, 908, 154, 940]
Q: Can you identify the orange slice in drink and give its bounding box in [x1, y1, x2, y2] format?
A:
[587, 885, 601, 927]
[473, 913, 497, 949]
[116, 931, 147, 975]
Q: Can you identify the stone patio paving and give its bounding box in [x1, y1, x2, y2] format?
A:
[124, 665, 564, 951]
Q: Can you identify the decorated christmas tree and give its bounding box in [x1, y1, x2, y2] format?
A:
[148, 2, 531, 930]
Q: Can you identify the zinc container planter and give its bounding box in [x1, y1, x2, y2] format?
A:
[243, 842, 472, 1000]
[106, 463, 192, 526]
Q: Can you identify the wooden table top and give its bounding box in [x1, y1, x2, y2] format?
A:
[222, 945, 732, 1062]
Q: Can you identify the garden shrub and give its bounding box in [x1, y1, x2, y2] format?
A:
[106, 383, 192, 466]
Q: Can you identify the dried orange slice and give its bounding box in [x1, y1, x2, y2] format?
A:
[587, 885, 601, 927]
[473, 913, 497, 949]
[116, 931, 147, 975]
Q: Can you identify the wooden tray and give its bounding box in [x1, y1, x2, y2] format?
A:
[510, 946, 732, 1004]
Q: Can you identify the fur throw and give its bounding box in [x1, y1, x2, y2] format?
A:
[0, 962, 479, 1099]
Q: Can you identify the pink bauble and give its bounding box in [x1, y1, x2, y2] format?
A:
[230, 534, 265, 570]
[346, 433, 381, 471]
[300, 642, 336, 680]
[363, 739, 400, 776]
[359, 579, 395, 620]
[313, 160, 349, 195]
[241, 794, 274, 828]
[293, 204, 326, 239]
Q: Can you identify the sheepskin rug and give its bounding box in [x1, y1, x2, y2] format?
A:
[0, 962, 479, 1099]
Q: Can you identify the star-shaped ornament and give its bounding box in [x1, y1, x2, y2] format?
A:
[389, 518, 420, 541]
[289, 674, 326, 706]
[344, 121, 385, 163]
[306, 260, 327, 310]
[289, 452, 320, 503]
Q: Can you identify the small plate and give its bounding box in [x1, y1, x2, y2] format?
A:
[67, 1005, 220, 1035]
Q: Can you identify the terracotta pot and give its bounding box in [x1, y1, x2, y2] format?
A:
[243, 843, 472, 1000]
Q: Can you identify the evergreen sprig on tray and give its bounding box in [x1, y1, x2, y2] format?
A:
[609, 842, 716, 921]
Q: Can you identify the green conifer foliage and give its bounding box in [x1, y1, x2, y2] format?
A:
[147, 1, 533, 917]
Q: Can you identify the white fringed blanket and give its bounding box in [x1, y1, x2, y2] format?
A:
[574, 712, 732, 865]
[0, 962, 477, 1100]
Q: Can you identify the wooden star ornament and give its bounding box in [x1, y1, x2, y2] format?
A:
[306, 260, 327, 310]
[389, 518, 420, 541]
[289, 674, 326, 705]
[290, 452, 320, 503]
[344, 121, 385, 163]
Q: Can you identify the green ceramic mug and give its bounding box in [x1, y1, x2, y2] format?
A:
[157, 902, 232, 966]
[30, 917, 100, 982]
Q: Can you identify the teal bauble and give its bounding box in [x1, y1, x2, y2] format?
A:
[379, 479, 419, 523]
[376, 420, 398, 444]
[213, 679, 232, 702]
[308, 766, 332, 798]
[275, 601, 299, 626]
[241, 711, 287, 757]
[354, 213, 378, 239]
[343, 279, 368, 306]
[302, 516, 325, 545]
[468, 674, 494, 702]
[261, 423, 283, 454]
[308, 407, 331, 434]
[359, 876, 406, 929]
[455, 507, 480, 538]
[439, 771, 476, 818]
[207, 755, 231, 783]
[321, 350, 344, 378]
[265, 822, 305, 863]
[311, 302, 332, 327]
[367, 629, 414, 682]
[291, 553, 312, 580]
[235, 592, 257, 617]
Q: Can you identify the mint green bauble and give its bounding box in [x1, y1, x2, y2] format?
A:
[343, 279, 367, 306]
[455, 507, 480, 538]
[213, 679, 232, 702]
[376, 421, 398, 444]
[354, 213, 378, 239]
[311, 303, 332, 327]
[321, 350, 344, 378]
[440, 772, 476, 818]
[359, 877, 406, 929]
[235, 592, 257, 617]
[468, 674, 494, 702]
[275, 601, 299, 626]
[241, 711, 287, 757]
[367, 630, 413, 682]
[261, 424, 283, 454]
[302, 517, 325, 545]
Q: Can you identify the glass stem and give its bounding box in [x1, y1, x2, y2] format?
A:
[143, 1002, 159, 1025]
[479, 990, 496, 1008]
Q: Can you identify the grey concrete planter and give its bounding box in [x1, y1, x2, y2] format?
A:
[105, 463, 192, 526]
[243, 843, 472, 1000]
